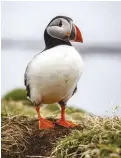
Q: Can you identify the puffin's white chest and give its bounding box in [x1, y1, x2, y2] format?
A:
[27, 45, 84, 104]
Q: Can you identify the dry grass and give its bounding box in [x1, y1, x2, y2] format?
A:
[1, 100, 121, 158]
[1, 115, 83, 158]
[2, 116, 33, 158]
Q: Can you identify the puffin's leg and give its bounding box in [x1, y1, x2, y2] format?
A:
[56, 104, 77, 128]
[36, 106, 55, 129]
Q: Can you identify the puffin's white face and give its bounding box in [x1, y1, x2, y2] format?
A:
[46, 16, 83, 43]
[47, 18, 71, 40]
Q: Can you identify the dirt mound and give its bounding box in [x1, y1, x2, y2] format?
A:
[1, 116, 83, 158]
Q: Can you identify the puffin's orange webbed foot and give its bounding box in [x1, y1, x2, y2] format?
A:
[36, 106, 55, 129]
[38, 117, 55, 129]
[56, 119, 78, 128]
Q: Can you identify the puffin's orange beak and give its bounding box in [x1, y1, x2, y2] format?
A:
[69, 23, 83, 43]
[74, 24, 83, 42]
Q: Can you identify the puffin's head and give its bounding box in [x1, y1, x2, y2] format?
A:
[46, 16, 83, 43]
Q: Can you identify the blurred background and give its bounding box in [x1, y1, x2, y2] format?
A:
[1, 1, 121, 116]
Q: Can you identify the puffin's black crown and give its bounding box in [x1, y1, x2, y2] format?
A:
[47, 16, 73, 27]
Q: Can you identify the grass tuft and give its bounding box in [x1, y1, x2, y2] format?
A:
[52, 115, 121, 158]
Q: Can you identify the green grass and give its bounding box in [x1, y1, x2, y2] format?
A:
[1, 100, 36, 117]
[1, 88, 85, 119]
[52, 115, 121, 158]
[1, 100, 85, 122]
[3, 88, 27, 101]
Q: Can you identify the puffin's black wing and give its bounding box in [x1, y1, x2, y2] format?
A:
[24, 65, 31, 98]
[72, 86, 77, 96]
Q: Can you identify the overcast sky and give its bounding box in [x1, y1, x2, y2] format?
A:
[1, 1, 121, 44]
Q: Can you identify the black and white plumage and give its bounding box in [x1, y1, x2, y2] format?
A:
[24, 16, 84, 107]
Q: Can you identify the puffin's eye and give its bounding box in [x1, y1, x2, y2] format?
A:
[58, 20, 62, 27]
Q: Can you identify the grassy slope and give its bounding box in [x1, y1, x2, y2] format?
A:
[1, 89, 121, 158]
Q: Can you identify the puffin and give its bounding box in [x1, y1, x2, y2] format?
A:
[24, 16, 84, 129]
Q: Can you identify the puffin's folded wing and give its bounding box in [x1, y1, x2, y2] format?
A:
[24, 64, 31, 99]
